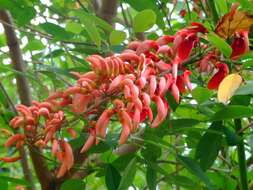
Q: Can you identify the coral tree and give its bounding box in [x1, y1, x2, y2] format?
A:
[3, 21, 249, 177]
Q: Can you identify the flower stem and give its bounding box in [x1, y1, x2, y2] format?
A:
[234, 119, 248, 190]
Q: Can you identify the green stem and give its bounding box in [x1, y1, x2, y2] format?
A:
[234, 119, 248, 190]
[185, 0, 191, 20]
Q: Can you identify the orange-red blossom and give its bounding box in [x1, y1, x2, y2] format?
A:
[3, 22, 211, 177]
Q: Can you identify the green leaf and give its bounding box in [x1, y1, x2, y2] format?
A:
[124, 0, 165, 29]
[0, 180, 8, 190]
[112, 153, 135, 171]
[141, 143, 161, 161]
[235, 82, 253, 95]
[109, 30, 126, 45]
[146, 165, 157, 190]
[238, 0, 253, 13]
[195, 122, 223, 170]
[118, 158, 137, 190]
[164, 175, 199, 188]
[170, 119, 200, 128]
[192, 87, 213, 104]
[23, 39, 45, 52]
[211, 105, 253, 120]
[105, 164, 121, 190]
[223, 126, 241, 146]
[71, 11, 102, 47]
[177, 156, 214, 189]
[65, 21, 83, 34]
[39, 22, 73, 41]
[214, 0, 228, 16]
[0, 176, 30, 186]
[208, 32, 232, 58]
[60, 179, 85, 190]
[133, 10, 156, 32]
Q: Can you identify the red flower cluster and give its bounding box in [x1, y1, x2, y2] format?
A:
[3, 22, 208, 177]
[3, 20, 249, 177]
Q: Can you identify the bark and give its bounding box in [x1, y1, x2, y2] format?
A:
[97, 0, 118, 25]
[0, 10, 54, 190]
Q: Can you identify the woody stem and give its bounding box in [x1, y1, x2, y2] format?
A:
[234, 119, 248, 190]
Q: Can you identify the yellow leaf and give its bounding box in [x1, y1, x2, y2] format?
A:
[218, 73, 242, 104]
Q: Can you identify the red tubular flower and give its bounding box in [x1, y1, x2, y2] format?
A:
[80, 128, 96, 153]
[183, 70, 192, 91]
[171, 83, 180, 103]
[0, 156, 21, 163]
[156, 35, 174, 45]
[95, 109, 114, 138]
[231, 31, 249, 60]
[176, 33, 198, 61]
[136, 40, 159, 55]
[151, 96, 168, 128]
[176, 76, 186, 94]
[5, 134, 25, 147]
[207, 63, 229, 90]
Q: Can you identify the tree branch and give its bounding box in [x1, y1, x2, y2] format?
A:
[0, 10, 55, 190]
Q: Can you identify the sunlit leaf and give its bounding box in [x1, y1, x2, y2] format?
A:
[133, 9, 156, 32]
[109, 30, 126, 45]
[65, 21, 83, 34]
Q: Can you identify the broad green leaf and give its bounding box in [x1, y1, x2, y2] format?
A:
[208, 32, 232, 57]
[174, 105, 208, 121]
[0, 176, 30, 186]
[192, 87, 213, 104]
[170, 119, 200, 128]
[23, 39, 45, 52]
[39, 22, 73, 41]
[71, 11, 103, 47]
[195, 122, 223, 170]
[133, 10, 156, 32]
[109, 30, 126, 45]
[238, 0, 253, 13]
[118, 158, 137, 190]
[164, 175, 199, 188]
[177, 156, 214, 189]
[214, 0, 228, 16]
[235, 82, 253, 95]
[112, 154, 135, 171]
[65, 21, 83, 34]
[0, 180, 8, 190]
[105, 164, 121, 190]
[211, 105, 253, 120]
[60, 179, 85, 190]
[0, 1, 36, 26]
[146, 165, 157, 190]
[124, 0, 165, 29]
